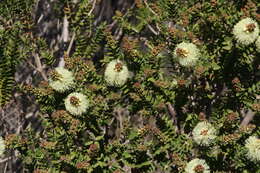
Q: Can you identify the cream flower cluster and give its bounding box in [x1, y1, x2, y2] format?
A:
[185, 158, 210, 173]
[104, 59, 129, 87]
[49, 67, 75, 92]
[174, 42, 200, 67]
[0, 137, 5, 156]
[245, 136, 260, 162]
[65, 92, 89, 116]
[192, 121, 217, 146]
[233, 17, 259, 45]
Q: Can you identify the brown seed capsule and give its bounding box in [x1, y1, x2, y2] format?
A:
[193, 164, 205, 173]
[70, 96, 80, 106]
[246, 23, 256, 32]
[176, 48, 189, 58]
[200, 130, 208, 136]
[114, 62, 123, 72]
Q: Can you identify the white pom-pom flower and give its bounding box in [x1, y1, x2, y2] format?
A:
[192, 121, 217, 146]
[104, 59, 129, 87]
[245, 136, 260, 162]
[185, 158, 210, 173]
[255, 36, 260, 52]
[0, 137, 5, 156]
[174, 42, 200, 67]
[65, 92, 89, 116]
[233, 17, 259, 45]
[49, 67, 74, 92]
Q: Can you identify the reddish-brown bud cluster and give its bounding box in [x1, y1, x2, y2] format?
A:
[89, 143, 99, 152]
[177, 79, 186, 87]
[52, 110, 68, 121]
[49, 70, 62, 81]
[226, 112, 239, 122]
[239, 124, 256, 133]
[138, 109, 149, 116]
[170, 153, 186, 170]
[40, 140, 56, 149]
[88, 143, 99, 157]
[75, 69, 85, 81]
[134, 0, 143, 8]
[87, 84, 99, 92]
[115, 10, 123, 17]
[153, 80, 169, 88]
[198, 112, 206, 121]
[139, 125, 165, 142]
[133, 82, 142, 89]
[195, 66, 206, 76]
[168, 27, 185, 39]
[210, 0, 218, 7]
[4, 134, 18, 146]
[150, 3, 162, 15]
[69, 119, 81, 134]
[143, 68, 156, 77]
[252, 103, 260, 112]
[108, 92, 121, 100]
[60, 155, 71, 162]
[33, 169, 49, 173]
[241, 0, 257, 18]
[232, 77, 241, 91]
[94, 95, 105, 104]
[137, 144, 148, 151]
[151, 43, 165, 56]
[180, 13, 189, 27]
[222, 133, 241, 143]
[187, 3, 202, 14]
[129, 92, 141, 101]
[75, 161, 90, 169]
[122, 37, 137, 53]
[232, 77, 240, 84]
[155, 102, 166, 111]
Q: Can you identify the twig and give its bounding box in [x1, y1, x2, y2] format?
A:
[66, 32, 76, 55]
[166, 103, 179, 133]
[240, 109, 256, 127]
[62, 15, 69, 43]
[114, 108, 123, 139]
[4, 161, 8, 173]
[32, 53, 48, 81]
[147, 24, 159, 35]
[0, 157, 12, 163]
[115, 28, 123, 40]
[166, 103, 177, 121]
[88, 0, 97, 16]
[37, 14, 44, 24]
[144, 0, 157, 16]
[58, 15, 74, 67]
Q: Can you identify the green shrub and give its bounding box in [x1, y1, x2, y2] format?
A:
[6, 0, 260, 172]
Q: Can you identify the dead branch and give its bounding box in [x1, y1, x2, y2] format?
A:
[240, 109, 256, 127]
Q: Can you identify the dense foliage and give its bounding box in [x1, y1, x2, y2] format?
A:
[0, 0, 35, 106]
[2, 0, 260, 172]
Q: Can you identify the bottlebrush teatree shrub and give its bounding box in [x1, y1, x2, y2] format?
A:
[6, 0, 260, 172]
